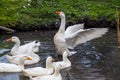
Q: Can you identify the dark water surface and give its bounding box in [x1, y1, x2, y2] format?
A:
[0, 29, 120, 80]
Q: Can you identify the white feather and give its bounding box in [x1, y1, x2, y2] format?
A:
[6, 44, 40, 65]
[52, 51, 71, 69]
[30, 64, 62, 80]
[22, 56, 54, 77]
[0, 56, 32, 72]
[0, 63, 21, 72]
[7, 36, 41, 55]
[65, 28, 108, 49]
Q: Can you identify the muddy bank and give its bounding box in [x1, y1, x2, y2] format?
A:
[5, 17, 116, 32]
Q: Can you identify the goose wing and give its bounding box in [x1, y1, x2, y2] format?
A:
[65, 28, 108, 49]
[18, 41, 35, 53]
[19, 41, 40, 53]
[65, 23, 84, 35]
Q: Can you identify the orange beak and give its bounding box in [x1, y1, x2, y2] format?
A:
[56, 11, 61, 15]
[27, 57, 32, 60]
[7, 37, 12, 42]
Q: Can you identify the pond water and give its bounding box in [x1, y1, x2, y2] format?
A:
[0, 29, 120, 80]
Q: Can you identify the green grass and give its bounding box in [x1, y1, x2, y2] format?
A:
[0, 0, 119, 30]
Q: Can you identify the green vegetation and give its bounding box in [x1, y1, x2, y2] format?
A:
[0, 0, 120, 30]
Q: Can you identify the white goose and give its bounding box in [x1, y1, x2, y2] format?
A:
[7, 36, 41, 55]
[6, 43, 40, 65]
[52, 51, 71, 69]
[22, 56, 54, 77]
[54, 11, 108, 56]
[30, 64, 62, 80]
[0, 55, 32, 72]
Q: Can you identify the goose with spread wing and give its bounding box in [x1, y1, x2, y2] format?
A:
[54, 11, 108, 56]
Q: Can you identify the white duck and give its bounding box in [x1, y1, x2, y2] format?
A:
[54, 11, 108, 56]
[52, 51, 71, 69]
[0, 55, 32, 72]
[7, 36, 41, 55]
[22, 56, 54, 77]
[6, 43, 40, 65]
[30, 64, 62, 80]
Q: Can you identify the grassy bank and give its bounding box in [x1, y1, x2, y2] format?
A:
[0, 0, 119, 30]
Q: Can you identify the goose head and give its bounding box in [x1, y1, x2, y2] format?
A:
[46, 56, 55, 62]
[62, 51, 70, 62]
[19, 55, 32, 69]
[7, 36, 20, 43]
[46, 56, 55, 68]
[56, 11, 65, 18]
[19, 55, 32, 64]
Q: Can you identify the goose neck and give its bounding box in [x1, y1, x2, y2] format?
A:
[14, 41, 20, 48]
[46, 61, 53, 69]
[53, 67, 60, 76]
[58, 16, 66, 33]
[18, 58, 25, 70]
[63, 55, 69, 62]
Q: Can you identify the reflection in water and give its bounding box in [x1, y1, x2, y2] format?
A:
[0, 73, 20, 80]
[0, 49, 10, 55]
[0, 29, 119, 80]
